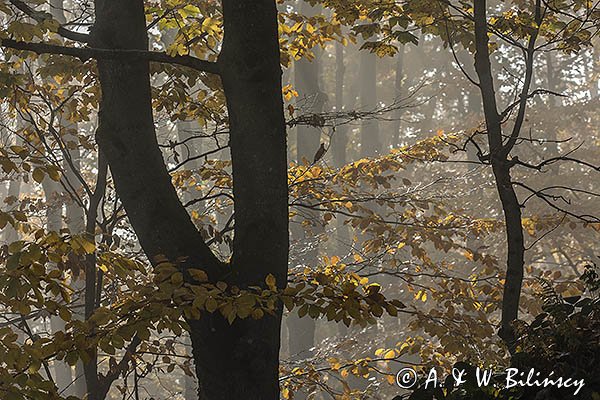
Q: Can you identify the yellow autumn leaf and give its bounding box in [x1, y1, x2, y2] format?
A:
[205, 297, 218, 313]
[265, 273, 277, 290]
[384, 349, 396, 359]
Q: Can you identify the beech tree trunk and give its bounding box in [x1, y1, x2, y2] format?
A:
[198, 3, 288, 398]
[332, 42, 348, 167]
[43, 176, 73, 392]
[91, 1, 288, 399]
[287, 1, 324, 367]
[63, 124, 88, 398]
[1, 130, 21, 244]
[391, 45, 405, 148]
[473, 0, 530, 349]
[359, 50, 380, 157]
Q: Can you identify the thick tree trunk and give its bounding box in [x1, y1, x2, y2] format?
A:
[90, 2, 217, 399]
[191, 3, 288, 399]
[92, 1, 288, 399]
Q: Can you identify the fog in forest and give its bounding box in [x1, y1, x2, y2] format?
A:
[0, 1, 599, 399]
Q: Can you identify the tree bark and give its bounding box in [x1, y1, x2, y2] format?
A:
[391, 45, 405, 148]
[91, 1, 288, 399]
[1, 126, 21, 244]
[332, 42, 348, 166]
[473, 0, 527, 349]
[63, 129, 88, 398]
[40, 136, 72, 391]
[359, 49, 380, 157]
[190, 2, 288, 399]
[287, 1, 324, 369]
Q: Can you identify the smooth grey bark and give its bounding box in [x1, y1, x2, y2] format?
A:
[176, 119, 200, 400]
[287, 2, 324, 367]
[332, 42, 348, 166]
[359, 50, 380, 158]
[63, 122, 87, 398]
[391, 45, 405, 148]
[1, 169, 21, 244]
[44, 2, 86, 394]
[42, 176, 72, 392]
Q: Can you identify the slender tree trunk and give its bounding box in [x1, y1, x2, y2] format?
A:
[391, 45, 405, 148]
[287, 2, 324, 368]
[332, 42, 348, 166]
[38, 97, 69, 392]
[63, 122, 87, 398]
[2, 95, 24, 245]
[331, 42, 352, 338]
[176, 119, 200, 400]
[1, 180, 20, 244]
[473, 0, 528, 349]
[544, 52, 560, 172]
[46, 2, 87, 394]
[42, 176, 73, 391]
[1, 151, 21, 244]
[586, 46, 598, 99]
[359, 50, 380, 158]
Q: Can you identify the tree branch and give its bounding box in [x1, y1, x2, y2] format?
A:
[499, 88, 567, 122]
[98, 336, 141, 395]
[501, 0, 542, 158]
[0, 39, 221, 75]
[8, 0, 90, 43]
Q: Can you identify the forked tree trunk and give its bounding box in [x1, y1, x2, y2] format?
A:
[91, 1, 288, 399]
[473, 0, 530, 349]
